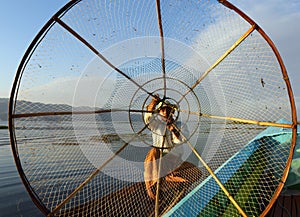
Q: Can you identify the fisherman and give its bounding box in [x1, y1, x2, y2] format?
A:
[144, 94, 201, 200]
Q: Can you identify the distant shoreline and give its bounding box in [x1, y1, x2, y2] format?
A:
[0, 126, 8, 129]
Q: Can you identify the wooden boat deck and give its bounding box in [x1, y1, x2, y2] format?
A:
[266, 190, 300, 217]
[56, 162, 202, 217]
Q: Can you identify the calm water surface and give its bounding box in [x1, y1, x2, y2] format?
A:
[0, 129, 43, 217]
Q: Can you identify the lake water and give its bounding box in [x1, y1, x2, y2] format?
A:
[0, 129, 43, 217]
[0, 119, 149, 217]
[1, 118, 297, 217]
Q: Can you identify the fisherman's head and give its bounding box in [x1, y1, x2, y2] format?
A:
[157, 100, 177, 121]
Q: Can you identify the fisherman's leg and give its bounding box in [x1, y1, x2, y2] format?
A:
[170, 161, 202, 183]
[144, 148, 160, 199]
[163, 153, 189, 183]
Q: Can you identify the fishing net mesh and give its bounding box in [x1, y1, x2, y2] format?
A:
[10, 0, 296, 217]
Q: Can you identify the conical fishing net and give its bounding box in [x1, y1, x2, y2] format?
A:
[9, 0, 297, 216]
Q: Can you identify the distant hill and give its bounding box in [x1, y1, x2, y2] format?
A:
[0, 98, 73, 122]
[0, 98, 8, 122]
[0, 98, 75, 123]
[0, 98, 142, 123]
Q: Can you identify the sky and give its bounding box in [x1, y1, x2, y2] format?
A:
[0, 0, 299, 119]
[0, 0, 69, 97]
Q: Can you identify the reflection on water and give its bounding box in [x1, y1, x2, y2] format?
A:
[0, 129, 43, 217]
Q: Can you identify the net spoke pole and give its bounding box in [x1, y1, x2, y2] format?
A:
[53, 16, 155, 99]
[178, 24, 257, 104]
[172, 124, 248, 217]
[155, 148, 163, 217]
[154, 124, 168, 217]
[155, 0, 167, 99]
[180, 110, 294, 129]
[12, 109, 151, 119]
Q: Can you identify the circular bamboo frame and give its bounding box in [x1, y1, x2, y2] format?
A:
[8, 0, 297, 216]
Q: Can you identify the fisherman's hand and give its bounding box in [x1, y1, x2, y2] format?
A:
[168, 124, 180, 139]
[152, 94, 160, 104]
[147, 94, 160, 111]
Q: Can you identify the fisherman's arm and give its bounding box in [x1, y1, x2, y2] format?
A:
[169, 123, 188, 145]
[144, 94, 159, 124]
